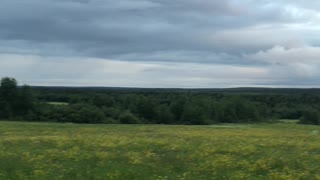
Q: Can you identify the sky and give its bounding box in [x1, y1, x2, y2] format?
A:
[1, 0, 320, 88]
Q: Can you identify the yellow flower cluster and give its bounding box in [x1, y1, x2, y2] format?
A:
[0, 121, 319, 179]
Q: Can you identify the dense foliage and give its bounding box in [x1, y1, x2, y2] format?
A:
[0, 77, 33, 120]
[1, 77, 319, 125]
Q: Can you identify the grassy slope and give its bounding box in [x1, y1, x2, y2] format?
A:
[0, 122, 320, 180]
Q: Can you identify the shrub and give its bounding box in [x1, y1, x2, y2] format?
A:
[119, 111, 140, 124]
[299, 109, 320, 125]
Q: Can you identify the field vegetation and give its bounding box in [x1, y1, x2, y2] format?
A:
[1, 121, 320, 179]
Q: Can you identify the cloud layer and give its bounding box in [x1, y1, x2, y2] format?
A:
[1, 0, 320, 87]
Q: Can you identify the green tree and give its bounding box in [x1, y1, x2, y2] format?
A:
[16, 85, 34, 116]
[155, 104, 174, 124]
[299, 109, 320, 125]
[0, 77, 18, 101]
[0, 77, 19, 119]
[136, 97, 156, 121]
[181, 102, 209, 125]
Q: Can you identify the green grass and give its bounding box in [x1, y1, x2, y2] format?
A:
[278, 119, 299, 124]
[0, 121, 320, 179]
[47, 102, 69, 106]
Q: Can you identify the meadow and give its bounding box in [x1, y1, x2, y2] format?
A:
[0, 121, 320, 180]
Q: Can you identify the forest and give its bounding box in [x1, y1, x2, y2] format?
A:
[0, 77, 320, 125]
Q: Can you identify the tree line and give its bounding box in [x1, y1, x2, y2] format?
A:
[0, 77, 319, 125]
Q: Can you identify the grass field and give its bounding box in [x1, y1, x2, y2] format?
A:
[0, 122, 320, 179]
[47, 102, 69, 106]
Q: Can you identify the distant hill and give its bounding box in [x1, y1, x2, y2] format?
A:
[30, 86, 320, 95]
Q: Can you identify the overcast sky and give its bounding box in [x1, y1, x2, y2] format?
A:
[1, 0, 320, 88]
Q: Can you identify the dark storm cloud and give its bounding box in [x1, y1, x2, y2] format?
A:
[0, 0, 307, 61]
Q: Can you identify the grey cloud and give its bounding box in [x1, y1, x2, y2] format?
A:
[246, 46, 320, 65]
[1, 0, 320, 87]
[1, 0, 315, 59]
